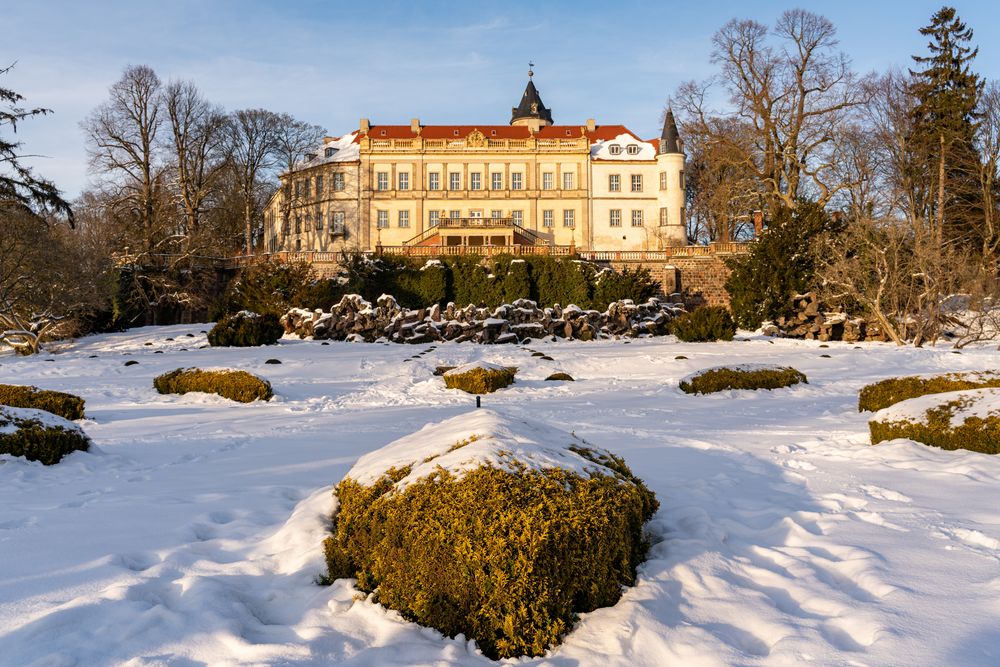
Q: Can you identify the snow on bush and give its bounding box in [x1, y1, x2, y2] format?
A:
[869, 388, 1000, 454]
[321, 410, 658, 659]
[0, 383, 85, 420]
[442, 362, 517, 394]
[858, 370, 1000, 412]
[153, 368, 273, 403]
[0, 405, 91, 464]
[680, 364, 808, 394]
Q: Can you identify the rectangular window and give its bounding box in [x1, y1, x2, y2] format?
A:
[542, 210, 553, 227]
[428, 172, 440, 191]
[333, 173, 345, 191]
[680, 171, 686, 189]
[542, 172, 554, 190]
[316, 175, 324, 196]
[449, 210, 461, 219]
[295, 181, 302, 198]
[398, 210, 409, 228]
[659, 171, 667, 191]
[376, 172, 389, 191]
[659, 207, 668, 226]
[490, 209, 502, 219]
[511, 210, 523, 225]
[609, 174, 620, 192]
[610, 209, 622, 227]
[631, 210, 643, 227]
[398, 172, 409, 190]
[449, 172, 461, 190]
[295, 216, 301, 234]
[631, 174, 643, 193]
[333, 211, 345, 234]
[562, 171, 573, 190]
[470, 172, 482, 190]
[511, 172, 523, 190]
[563, 210, 575, 228]
[305, 213, 312, 232]
[304, 178, 311, 199]
[680, 206, 686, 223]
[316, 212, 324, 231]
[491, 172, 503, 190]
[377, 210, 388, 228]
[429, 210, 440, 226]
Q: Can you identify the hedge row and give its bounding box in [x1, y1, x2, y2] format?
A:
[0, 384, 86, 420]
[858, 372, 1000, 412]
[681, 366, 807, 394]
[153, 368, 273, 403]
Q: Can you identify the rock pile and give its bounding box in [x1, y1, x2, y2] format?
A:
[764, 292, 890, 342]
[281, 294, 684, 344]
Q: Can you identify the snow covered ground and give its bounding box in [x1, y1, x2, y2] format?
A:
[1, 327, 999, 666]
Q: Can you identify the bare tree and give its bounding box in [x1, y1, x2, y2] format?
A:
[82, 65, 167, 257]
[975, 80, 1000, 261]
[675, 10, 869, 214]
[272, 113, 325, 233]
[226, 109, 279, 255]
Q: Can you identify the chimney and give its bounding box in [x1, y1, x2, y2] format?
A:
[410, 118, 421, 134]
[586, 118, 596, 132]
[360, 118, 370, 133]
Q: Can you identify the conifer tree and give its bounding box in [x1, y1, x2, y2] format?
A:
[908, 6, 984, 249]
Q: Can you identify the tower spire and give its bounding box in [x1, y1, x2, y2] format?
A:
[659, 108, 682, 154]
[510, 66, 553, 127]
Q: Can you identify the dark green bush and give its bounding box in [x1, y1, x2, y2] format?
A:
[671, 306, 736, 342]
[0, 407, 90, 464]
[0, 384, 85, 420]
[323, 455, 657, 659]
[591, 266, 659, 309]
[724, 202, 840, 329]
[869, 393, 1000, 454]
[858, 372, 1000, 412]
[153, 368, 273, 402]
[680, 365, 807, 394]
[221, 259, 325, 316]
[208, 311, 283, 347]
[545, 372, 575, 381]
[443, 366, 517, 394]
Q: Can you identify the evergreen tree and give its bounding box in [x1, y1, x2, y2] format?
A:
[908, 6, 985, 249]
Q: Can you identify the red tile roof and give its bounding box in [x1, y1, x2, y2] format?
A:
[358, 124, 655, 145]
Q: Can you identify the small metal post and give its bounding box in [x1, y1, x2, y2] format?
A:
[476, 396, 481, 408]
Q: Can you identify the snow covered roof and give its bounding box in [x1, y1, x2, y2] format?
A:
[590, 132, 657, 161]
[293, 132, 362, 170]
[345, 409, 632, 492]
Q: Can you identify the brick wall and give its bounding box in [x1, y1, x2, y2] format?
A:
[607, 255, 734, 308]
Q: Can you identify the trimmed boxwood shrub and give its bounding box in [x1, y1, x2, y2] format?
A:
[869, 389, 1000, 454]
[0, 406, 91, 465]
[153, 368, 273, 403]
[443, 364, 517, 394]
[680, 365, 807, 394]
[207, 311, 283, 347]
[322, 419, 658, 659]
[858, 371, 1000, 412]
[671, 306, 736, 342]
[545, 372, 575, 381]
[0, 384, 85, 420]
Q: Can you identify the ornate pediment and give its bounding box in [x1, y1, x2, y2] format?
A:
[467, 129, 486, 147]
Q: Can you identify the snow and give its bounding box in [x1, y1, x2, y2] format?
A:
[293, 132, 361, 170]
[346, 409, 618, 491]
[2, 326, 1000, 665]
[0, 404, 86, 434]
[681, 363, 801, 385]
[590, 132, 656, 161]
[442, 360, 511, 377]
[873, 387, 1000, 424]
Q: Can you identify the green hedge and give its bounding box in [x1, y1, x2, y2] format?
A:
[323, 455, 658, 659]
[671, 306, 736, 342]
[869, 393, 1000, 454]
[858, 372, 1000, 412]
[681, 365, 807, 394]
[208, 311, 283, 347]
[153, 368, 273, 403]
[545, 372, 575, 381]
[0, 407, 91, 465]
[0, 384, 85, 420]
[443, 366, 517, 394]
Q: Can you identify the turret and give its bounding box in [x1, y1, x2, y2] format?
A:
[510, 64, 553, 130]
[656, 109, 687, 246]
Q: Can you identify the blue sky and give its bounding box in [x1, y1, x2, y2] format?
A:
[5, 0, 1000, 199]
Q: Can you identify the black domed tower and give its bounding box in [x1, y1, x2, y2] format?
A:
[510, 64, 553, 127]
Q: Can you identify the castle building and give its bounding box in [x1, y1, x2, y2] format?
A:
[262, 72, 687, 258]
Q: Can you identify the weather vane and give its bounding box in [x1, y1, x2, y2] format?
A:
[528, 61, 534, 79]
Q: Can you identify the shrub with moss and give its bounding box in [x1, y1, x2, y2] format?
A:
[869, 388, 1000, 454]
[153, 368, 273, 403]
[0, 384, 85, 420]
[680, 364, 807, 394]
[322, 410, 658, 659]
[858, 371, 1000, 412]
[671, 306, 737, 342]
[207, 311, 283, 347]
[0, 406, 91, 465]
[443, 362, 517, 394]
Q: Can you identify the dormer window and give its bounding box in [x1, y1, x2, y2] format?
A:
[626, 145, 640, 155]
[490, 130, 496, 136]
[453, 129, 460, 137]
[565, 129, 571, 136]
[608, 144, 622, 155]
[379, 129, 386, 136]
[324, 147, 337, 158]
